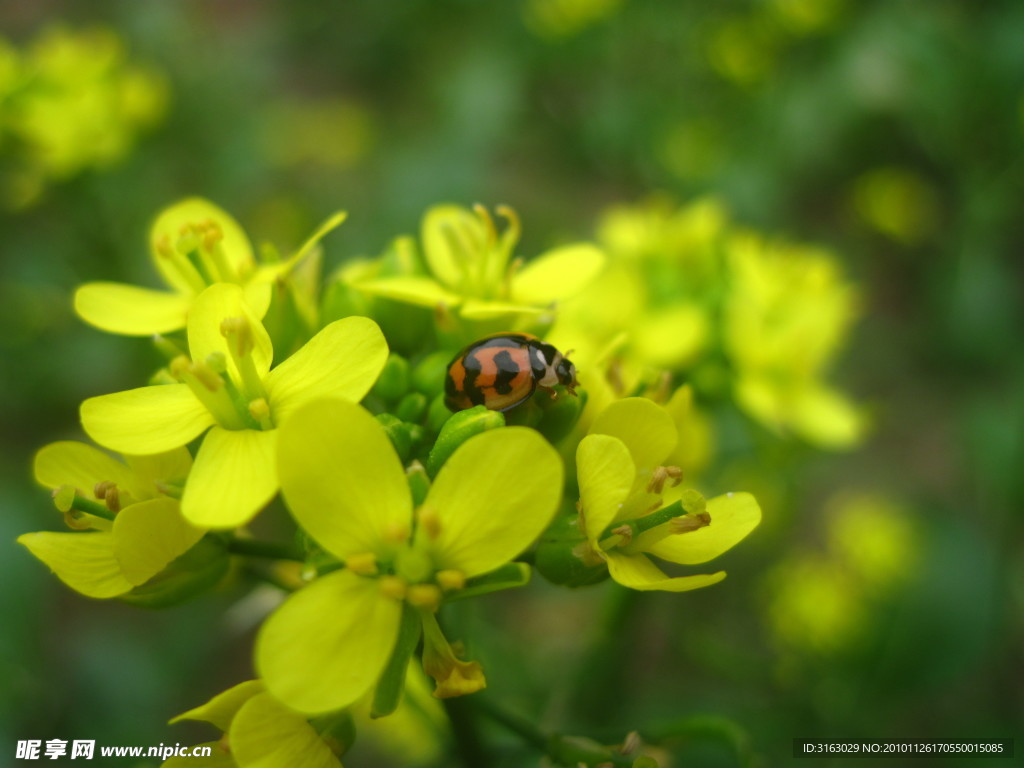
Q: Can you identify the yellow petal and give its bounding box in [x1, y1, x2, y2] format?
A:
[277, 399, 411, 560]
[34, 440, 148, 500]
[123, 446, 193, 486]
[424, 427, 563, 578]
[355, 276, 462, 308]
[589, 397, 677, 475]
[113, 498, 206, 585]
[631, 303, 708, 368]
[576, 434, 635, 548]
[17, 532, 132, 598]
[422, 204, 483, 289]
[644, 492, 761, 565]
[458, 299, 547, 319]
[290, 210, 348, 269]
[81, 384, 214, 455]
[511, 243, 605, 304]
[170, 680, 264, 730]
[242, 279, 273, 320]
[791, 385, 865, 449]
[265, 316, 388, 425]
[73, 282, 192, 336]
[605, 551, 726, 593]
[256, 569, 403, 714]
[151, 198, 254, 291]
[230, 692, 343, 768]
[188, 283, 273, 380]
[181, 427, 278, 529]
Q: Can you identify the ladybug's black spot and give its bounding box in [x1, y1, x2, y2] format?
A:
[462, 352, 487, 405]
[492, 350, 519, 395]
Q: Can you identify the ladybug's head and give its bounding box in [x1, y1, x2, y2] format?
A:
[555, 355, 578, 396]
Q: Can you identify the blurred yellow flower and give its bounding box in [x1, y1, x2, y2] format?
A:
[764, 492, 919, 655]
[523, 0, 624, 39]
[851, 167, 938, 246]
[262, 97, 374, 170]
[0, 26, 167, 208]
[724, 232, 865, 448]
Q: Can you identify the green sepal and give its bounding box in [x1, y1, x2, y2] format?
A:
[426, 405, 505, 476]
[376, 413, 416, 463]
[406, 461, 431, 507]
[119, 536, 229, 609]
[445, 562, 531, 603]
[372, 353, 411, 404]
[395, 391, 428, 423]
[534, 513, 609, 588]
[370, 603, 422, 719]
[310, 710, 356, 756]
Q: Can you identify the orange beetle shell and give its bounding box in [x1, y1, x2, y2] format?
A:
[444, 335, 538, 412]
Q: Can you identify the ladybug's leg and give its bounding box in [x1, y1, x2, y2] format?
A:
[537, 385, 558, 401]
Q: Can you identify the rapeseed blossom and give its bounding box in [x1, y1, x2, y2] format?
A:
[80, 283, 387, 528]
[74, 197, 345, 336]
[0, 26, 166, 207]
[356, 203, 604, 325]
[256, 397, 562, 713]
[18, 441, 203, 599]
[574, 398, 760, 591]
[163, 681, 342, 768]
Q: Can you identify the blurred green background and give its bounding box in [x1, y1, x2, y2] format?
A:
[1, 1, 1021, 765]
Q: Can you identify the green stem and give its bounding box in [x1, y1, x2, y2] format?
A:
[601, 499, 683, 542]
[476, 697, 636, 767]
[225, 536, 303, 561]
[70, 495, 117, 521]
[443, 696, 489, 768]
[475, 697, 546, 751]
[242, 564, 299, 592]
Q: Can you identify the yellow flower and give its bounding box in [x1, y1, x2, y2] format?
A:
[523, 0, 624, 39]
[1, 26, 167, 208]
[356, 203, 604, 323]
[724, 232, 865, 448]
[18, 441, 204, 599]
[549, 197, 725, 401]
[256, 398, 562, 714]
[74, 197, 345, 336]
[163, 680, 343, 768]
[575, 398, 760, 591]
[80, 283, 388, 528]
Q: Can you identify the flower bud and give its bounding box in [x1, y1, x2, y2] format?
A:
[412, 351, 451, 397]
[395, 391, 428, 423]
[375, 414, 417, 463]
[426, 405, 505, 476]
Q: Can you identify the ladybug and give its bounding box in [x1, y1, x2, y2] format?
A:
[444, 333, 579, 412]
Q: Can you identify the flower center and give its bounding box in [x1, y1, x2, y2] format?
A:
[440, 204, 521, 299]
[156, 220, 244, 294]
[169, 317, 274, 432]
